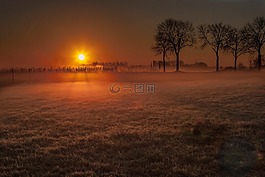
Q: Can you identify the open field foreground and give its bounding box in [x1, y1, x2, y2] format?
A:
[0, 72, 265, 177]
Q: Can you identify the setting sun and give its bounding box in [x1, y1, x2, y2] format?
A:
[78, 54, 85, 61]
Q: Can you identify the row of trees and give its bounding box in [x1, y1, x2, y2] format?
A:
[152, 17, 265, 72]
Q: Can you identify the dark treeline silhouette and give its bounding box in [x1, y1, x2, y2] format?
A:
[0, 62, 129, 74]
[153, 17, 265, 72]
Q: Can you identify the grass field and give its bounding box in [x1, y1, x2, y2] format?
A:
[0, 72, 265, 177]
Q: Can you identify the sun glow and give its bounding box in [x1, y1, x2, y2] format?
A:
[78, 54, 85, 61]
[74, 50, 90, 65]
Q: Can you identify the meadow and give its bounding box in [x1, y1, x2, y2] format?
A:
[0, 72, 264, 177]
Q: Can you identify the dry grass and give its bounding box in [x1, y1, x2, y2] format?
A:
[0, 72, 264, 176]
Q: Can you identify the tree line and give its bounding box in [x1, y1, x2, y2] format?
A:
[152, 17, 265, 72]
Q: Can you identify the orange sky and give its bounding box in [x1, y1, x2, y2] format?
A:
[0, 0, 264, 68]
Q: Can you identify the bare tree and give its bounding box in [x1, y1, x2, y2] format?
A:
[224, 27, 249, 71]
[242, 17, 265, 70]
[198, 23, 230, 71]
[152, 28, 171, 72]
[169, 19, 196, 71]
[154, 19, 196, 72]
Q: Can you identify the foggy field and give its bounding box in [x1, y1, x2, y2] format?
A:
[0, 72, 265, 177]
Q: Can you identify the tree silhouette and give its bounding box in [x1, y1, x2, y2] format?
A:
[153, 19, 196, 72]
[198, 23, 230, 71]
[253, 55, 265, 68]
[224, 27, 249, 71]
[243, 17, 265, 70]
[152, 28, 171, 72]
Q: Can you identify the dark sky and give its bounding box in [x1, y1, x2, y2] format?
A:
[0, 0, 265, 67]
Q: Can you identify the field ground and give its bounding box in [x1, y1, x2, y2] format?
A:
[0, 72, 265, 176]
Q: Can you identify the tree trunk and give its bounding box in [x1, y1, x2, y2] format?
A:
[162, 52, 166, 72]
[234, 56, 237, 71]
[11, 68, 14, 81]
[258, 50, 261, 71]
[216, 51, 219, 72]
[176, 52, 180, 72]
